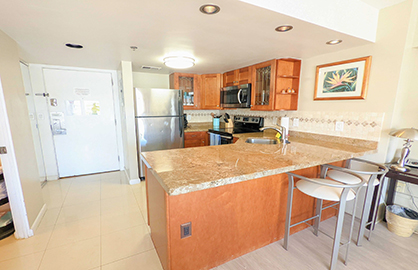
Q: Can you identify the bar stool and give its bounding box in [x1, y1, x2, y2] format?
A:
[325, 158, 388, 246]
[284, 165, 366, 270]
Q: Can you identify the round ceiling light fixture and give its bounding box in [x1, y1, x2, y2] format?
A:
[326, 39, 343, 45]
[199, 4, 221, 15]
[275, 25, 293, 32]
[65, 43, 83, 49]
[163, 56, 195, 69]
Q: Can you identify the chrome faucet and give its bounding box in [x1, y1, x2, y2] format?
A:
[260, 125, 289, 144]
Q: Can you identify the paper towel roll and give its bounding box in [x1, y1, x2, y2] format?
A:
[280, 117, 289, 137]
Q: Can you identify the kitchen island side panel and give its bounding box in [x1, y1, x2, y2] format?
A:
[166, 163, 341, 270]
[147, 167, 170, 270]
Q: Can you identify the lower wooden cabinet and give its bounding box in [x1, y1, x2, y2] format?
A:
[184, 132, 209, 148]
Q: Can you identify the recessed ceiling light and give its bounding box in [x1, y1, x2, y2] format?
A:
[65, 43, 83, 49]
[199, 4, 220, 15]
[275, 25, 293, 32]
[163, 56, 195, 69]
[326, 39, 343, 45]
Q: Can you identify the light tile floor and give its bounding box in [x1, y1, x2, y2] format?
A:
[0, 171, 163, 270]
[1, 171, 417, 270]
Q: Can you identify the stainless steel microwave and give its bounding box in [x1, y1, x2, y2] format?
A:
[220, 84, 251, 108]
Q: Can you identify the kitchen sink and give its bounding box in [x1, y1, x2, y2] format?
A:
[245, 138, 279, 145]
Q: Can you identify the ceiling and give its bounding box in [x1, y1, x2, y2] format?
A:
[0, 0, 406, 74]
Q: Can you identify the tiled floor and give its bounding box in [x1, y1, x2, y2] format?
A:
[0, 171, 163, 270]
[1, 171, 418, 270]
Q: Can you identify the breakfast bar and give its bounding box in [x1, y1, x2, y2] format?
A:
[141, 131, 378, 270]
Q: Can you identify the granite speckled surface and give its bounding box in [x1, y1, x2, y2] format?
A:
[142, 131, 378, 196]
[185, 122, 216, 132]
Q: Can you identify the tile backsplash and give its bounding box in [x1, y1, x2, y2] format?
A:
[186, 110, 384, 141]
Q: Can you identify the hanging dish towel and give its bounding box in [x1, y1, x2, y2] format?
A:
[209, 133, 221, 146]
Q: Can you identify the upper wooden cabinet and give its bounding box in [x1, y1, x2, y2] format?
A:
[223, 67, 252, 87]
[169, 73, 201, 110]
[251, 60, 277, 111]
[275, 58, 301, 111]
[201, 74, 222, 110]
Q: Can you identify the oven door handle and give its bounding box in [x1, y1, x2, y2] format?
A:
[237, 89, 242, 104]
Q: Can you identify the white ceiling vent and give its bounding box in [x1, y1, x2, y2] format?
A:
[141, 65, 162, 70]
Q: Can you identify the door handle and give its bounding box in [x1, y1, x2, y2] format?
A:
[0, 147, 7, 154]
[237, 89, 242, 104]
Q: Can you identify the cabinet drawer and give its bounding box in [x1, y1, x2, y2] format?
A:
[185, 132, 206, 139]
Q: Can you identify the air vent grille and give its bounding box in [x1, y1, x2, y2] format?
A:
[141, 65, 162, 70]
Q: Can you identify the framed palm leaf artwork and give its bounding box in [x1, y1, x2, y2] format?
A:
[314, 56, 372, 100]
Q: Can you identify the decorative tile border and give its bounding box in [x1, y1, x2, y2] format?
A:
[186, 109, 384, 142]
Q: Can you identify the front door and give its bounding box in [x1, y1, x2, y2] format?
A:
[43, 69, 120, 177]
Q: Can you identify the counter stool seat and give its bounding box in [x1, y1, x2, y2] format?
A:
[296, 178, 356, 201]
[323, 158, 388, 246]
[284, 166, 366, 270]
[327, 170, 380, 186]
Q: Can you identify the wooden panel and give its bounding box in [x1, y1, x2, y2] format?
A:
[166, 163, 342, 270]
[201, 74, 222, 110]
[237, 66, 252, 85]
[184, 132, 208, 148]
[223, 70, 236, 87]
[147, 168, 170, 270]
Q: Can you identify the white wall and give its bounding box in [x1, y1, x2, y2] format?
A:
[0, 29, 44, 227]
[120, 61, 139, 180]
[132, 72, 169, 89]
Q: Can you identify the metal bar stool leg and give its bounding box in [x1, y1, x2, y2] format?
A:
[284, 174, 295, 250]
[313, 199, 323, 236]
[330, 189, 349, 270]
[344, 191, 359, 265]
[356, 175, 377, 246]
[368, 176, 385, 240]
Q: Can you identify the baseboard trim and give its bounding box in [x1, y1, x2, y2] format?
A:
[30, 204, 47, 233]
[129, 179, 141, 185]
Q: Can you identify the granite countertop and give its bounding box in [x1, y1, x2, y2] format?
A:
[141, 131, 378, 196]
[184, 122, 214, 132]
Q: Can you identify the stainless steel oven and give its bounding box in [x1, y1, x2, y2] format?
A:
[220, 84, 251, 108]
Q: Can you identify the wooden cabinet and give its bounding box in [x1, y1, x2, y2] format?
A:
[201, 74, 222, 110]
[275, 58, 301, 111]
[223, 66, 252, 87]
[169, 73, 201, 110]
[251, 60, 277, 111]
[184, 132, 209, 148]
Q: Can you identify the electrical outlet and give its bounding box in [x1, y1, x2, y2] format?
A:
[293, 118, 299, 127]
[187, 115, 192, 121]
[396, 181, 406, 193]
[335, 121, 344, 132]
[181, 222, 192, 238]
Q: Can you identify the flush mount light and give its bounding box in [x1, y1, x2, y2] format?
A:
[326, 39, 343, 45]
[199, 4, 221, 15]
[65, 43, 83, 49]
[275, 25, 293, 32]
[163, 56, 195, 69]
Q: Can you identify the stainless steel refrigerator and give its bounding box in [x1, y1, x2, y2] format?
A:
[135, 88, 184, 178]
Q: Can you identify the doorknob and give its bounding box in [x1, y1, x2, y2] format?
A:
[0, 146, 7, 154]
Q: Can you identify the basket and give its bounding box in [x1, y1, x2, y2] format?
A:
[386, 205, 418, 237]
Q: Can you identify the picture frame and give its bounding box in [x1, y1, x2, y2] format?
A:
[314, 56, 372, 100]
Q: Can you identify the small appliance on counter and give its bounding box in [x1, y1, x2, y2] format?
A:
[220, 84, 251, 108]
[208, 115, 264, 145]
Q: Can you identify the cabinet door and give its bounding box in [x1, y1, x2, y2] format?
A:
[169, 73, 201, 110]
[184, 132, 208, 148]
[223, 70, 237, 87]
[201, 74, 222, 110]
[251, 60, 276, 111]
[237, 66, 252, 85]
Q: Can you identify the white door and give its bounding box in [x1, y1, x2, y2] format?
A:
[43, 69, 120, 177]
[20, 62, 47, 183]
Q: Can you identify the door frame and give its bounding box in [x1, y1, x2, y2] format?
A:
[32, 65, 124, 178]
[0, 77, 33, 239]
